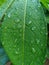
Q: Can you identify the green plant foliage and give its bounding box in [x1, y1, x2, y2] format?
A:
[0, 0, 14, 20]
[0, 0, 6, 6]
[40, 0, 49, 11]
[1, 0, 47, 65]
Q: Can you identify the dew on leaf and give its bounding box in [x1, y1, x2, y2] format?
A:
[48, 4, 49, 7]
[32, 0, 35, 3]
[17, 24, 22, 28]
[8, 13, 11, 18]
[4, 26, 7, 29]
[38, 3, 41, 7]
[41, 44, 43, 47]
[28, 21, 32, 24]
[17, 19, 20, 22]
[42, 27, 45, 29]
[2, 42, 5, 45]
[15, 39, 17, 42]
[32, 47, 36, 52]
[32, 26, 36, 31]
[15, 51, 19, 54]
[36, 39, 40, 44]
[46, 32, 48, 35]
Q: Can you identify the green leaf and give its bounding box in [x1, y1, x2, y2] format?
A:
[0, 0, 14, 20]
[40, 0, 49, 11]
[1, 0, 47, 65]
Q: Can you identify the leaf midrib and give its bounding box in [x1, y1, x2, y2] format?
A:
[23, 0, 27, 64]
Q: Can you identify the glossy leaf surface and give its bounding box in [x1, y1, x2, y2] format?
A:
[1, 0, 47, 65]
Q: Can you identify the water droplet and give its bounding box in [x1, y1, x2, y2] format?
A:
[15, 51, 19, 54]
[14, 45, 16, 48]
[41, 44, 43, 46]
[17, 24, 22, 28]
[38, 3, 41, 7]
[9, 48, 11, 50]
[42, 27, 45, 29]
[45, 54, 47, 58]
[35, 9, 38, 12]
[5, 26, 7, 29]
[8, 13, 11, 18]
[17, 19, 20, 22]
[15, 39, 17, 42]
[32, 47, 35, 52]
[14, 33, 16, 35]
[31, 40, 33, 43]
[36, 39, 40, 44]
[32, 0, 35, 2]
[30, 12, 32, 15]
[48, 4, 49, 7]
[46, 32, 48, 36]
[28, 21, 32, 24]
[32, 26, 36, 31]
[19, 34, 22, 37]
[41, 31, 43, 34]
[2, 42, 4, 45]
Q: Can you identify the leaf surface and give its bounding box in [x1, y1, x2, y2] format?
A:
[1, 0, 47, 65]
[0, 0, 14, 20]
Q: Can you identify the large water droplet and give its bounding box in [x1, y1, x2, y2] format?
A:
[38, 3, 41, 7]
[8, 13, 11, 18]
[48, 4, 49, 7]
[28, 21, 32, 24]
[32, 26, 36, 31]
[15, 51, 19, 54]
[32, 47, 35, 52]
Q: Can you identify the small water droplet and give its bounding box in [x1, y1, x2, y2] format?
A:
[14, 45, 16, 48]
[41, 44, 43, 46]
[32, 47, 35, 52]
[35, 9, 38, 12]
[38, 3, 41, 7]
[28, 21, 32, 24]
[43, 59, 46, 63]
[14, 33, 16, 35]
[8, 13, 11, 18]
[5, 26, 7, 29]
[42, 27, 45, 29]
[46, 32, 48, 36]
[31, 40, 33, 43]
[2, 42, 4, 45]
[30, 12, 31, 15]
[17, 19, 20, 22]
[32, 26, 36, 31]
[19, 34, 22, 37]
[36, 39, 40, 44]
[15, 51, 19, 54]
[45, 54, 47, 58]
[17, 24, 22, 28]
[32, 0, 35, 3]
[15, 39, 17, 42]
